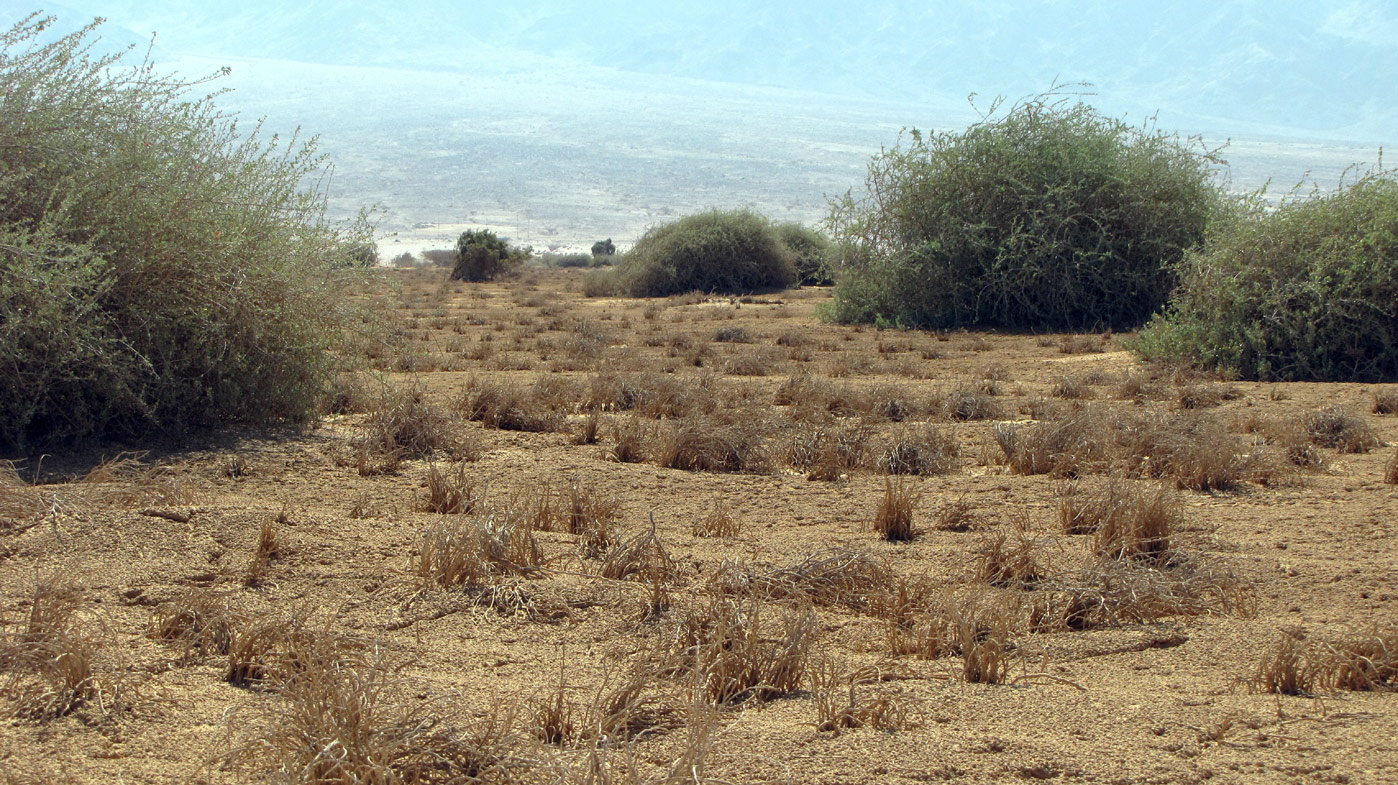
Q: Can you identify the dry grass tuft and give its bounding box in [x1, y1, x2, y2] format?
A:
[1373, 388, 1398, 415]
[0, 578, 107, 720]
[930, 498, 985, 532]
[656, 418, 768, 473]
[710, 548, 893, 611]
[245, 518, 283, 587]
[1304, 406, 1381, 454]
[608, 417, 652, 464]
[950, 592, 1017, 684]
[150, 590, 244, 663]
[457, 376, 564, 433]
[360, 385, 469, 460]
[809, 659, 914, 734]
[936, 387, 1003, 421]
[872, 478, 920, 541]
[975, 527, 1048, 588]
[1251, 631, 1315, 695]
[232, 645, 533, 784]
[875, 424, 961, 476]
[413, 513, 544, 589]
[669, 598, 815, 705]
[785, 422, 870, 480]
[691, 509, 741, 538]
[1043, 553, 1254, 631]
[421, 462, 482, 515]
[1386, 449, 1398, 485]
[1057, 479, 1181, 562]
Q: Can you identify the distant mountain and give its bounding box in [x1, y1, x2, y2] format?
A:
[7, 1, 1394, 141]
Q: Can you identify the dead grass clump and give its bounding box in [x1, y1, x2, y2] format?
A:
[936, 387, 1003, 421]
[233, 648, 531, 785]
[993, 410, 1106, 477]
[361, 385, 467, 460]
[1045, 553, 1253, 631]
[457, 377, 564, 433]
[709, 548, 892, 612]
[1124, 411, 1261, 491]
[1373, 388, 1398, 415]
[586, 372, 711, 419]
[669, 598, 815, 705]
[785, 422, 870, 480]
[608, 417, 652, 464]
[245, 518, 283, 587]
[656, 419, 768, 473]
[810, 660, 913, 734]
[421, 462, 482, 515]
[1251, 631, 1315, 695]
[1386, 449, 1398, 484]
[531, 664, 677, 747]
[1049, 374, 1094, 400]
[573, 412, 602, 445]
[950, 592, 1017, 684]
[1252, 626, 1397, 694]
[1304, 406, 1380, 453]
[875, 424, 960, 476]
[1057, 479, 1181, 561]
[722, 348, 783, 377]
[1176, 383, 1239, 410]
[975, 528, 1048, 588]
[691, 509, 741, 538]
[0, 579, 105, 720]
[930, 498, 985, 532]
[0, 462, 43, 530]
[150, 590, 244, 663]
[865, 385, 919, 422]
[872, 478, 920, 541]
[413, 514, 543, 589]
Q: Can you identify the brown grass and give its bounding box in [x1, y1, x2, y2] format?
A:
[0, 578, 106, 720]
[1251, 631, 1315, 695]
[413, 513, 544, 589]
[935, 387, 1003, 421]
[785, 422, 870, 480]
[669, 597, 815, 705]
[608, 417, 652, 464]
[710, 548, 893, 612]
[656, 418, 768, 473]
[1386, 449, 1398, 484]
[1043, 553, 1254, 631]
[360, 384, 470, 460]
[245, 517, 283, 587]
[875, 423, 961, 476]
[930, 498, 985, 532]
[1304, 406, 1381, 454]
[1373, 388, 1398, 415]
[1057, 479, 1180, 563]
[975, 527, 1048, 588]
[1252, 626, 1397, 694]
[691, 509, 741, 538]
[872, 478, 920, 541]
[809, 659, 913, 734]
[421, 462, 482, 515]
[950, 592, 1017, 684]
[457, 376, 564, 433]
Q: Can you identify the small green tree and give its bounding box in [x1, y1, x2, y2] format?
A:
[828, 88, 1224, 330]
[0, 15, 371, 452]
[450, 229, 524, 281]
[590, 209, 797, 297]
[591, 238, 617, 257]
[1133, 171, 1398, 382]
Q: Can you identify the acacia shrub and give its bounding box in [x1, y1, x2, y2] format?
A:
[1133, 172, 1398, 381]
[828, 90, 1223, 330]
[0, 16, 370, 452]
[450, 229, 526, 282]
[590, 209, 797, 297]
[775, 223, 835, 286]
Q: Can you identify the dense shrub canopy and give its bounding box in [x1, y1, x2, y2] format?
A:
[450, 229, 524, 281]
[0, 16, 369, 452]
[595, 209, 797, 297]
[828, 91, 1224, 330]
[1133, 172, 1398, 382]
[775, 222, 835, 286]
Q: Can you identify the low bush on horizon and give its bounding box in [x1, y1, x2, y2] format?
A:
[450, 229, 529, 282]
[0, 16, 373, 452]
[1133, 170, 1398, 382]
[827, 86, 1223, 331]
[585, 209, 797, 297]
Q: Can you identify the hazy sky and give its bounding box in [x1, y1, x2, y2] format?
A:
[9, 0, 1395, 142]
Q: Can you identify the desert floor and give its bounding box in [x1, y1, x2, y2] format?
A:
[2, 267, 1395, 784]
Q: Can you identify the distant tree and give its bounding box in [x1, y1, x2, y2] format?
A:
[450, 229, 526, 281]
[591, 238, 617, 257]
[391, 251, 417, 268]
[338, 242, 379, 268]
[421, 248, 455, 267]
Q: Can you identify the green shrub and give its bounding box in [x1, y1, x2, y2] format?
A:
[589, 209, 797, 297]
[591, 238, 616, 257]
[449, 229, 526, 281]
[0, 16, 370, 453]
[827, 89, 1224, 330]
[775, 223, 835, 286]
[1134, 172, 1398, 382]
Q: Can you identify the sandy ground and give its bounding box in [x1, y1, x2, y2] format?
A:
[2, 268, 1395, 784]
